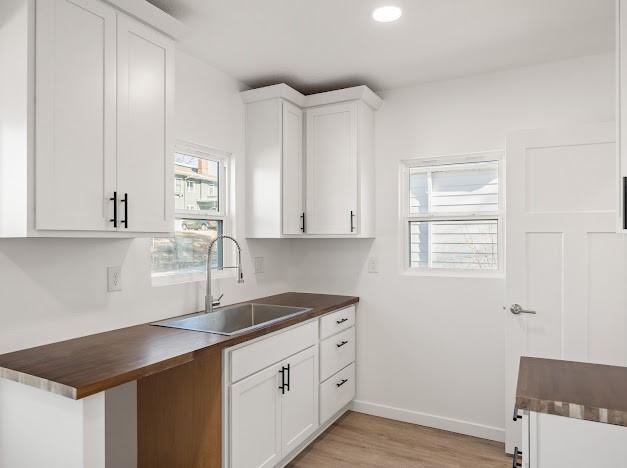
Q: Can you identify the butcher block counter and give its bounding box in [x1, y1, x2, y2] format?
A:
[0, 292, 358, 468]
[513, 357, 627, 468]
[0, 292, 358, 399]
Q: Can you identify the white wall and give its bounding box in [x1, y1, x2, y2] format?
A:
[0, 50, 289, 354]
[288, 53, 616, 441]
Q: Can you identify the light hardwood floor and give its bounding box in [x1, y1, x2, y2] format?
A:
[289, 411, 511, 468]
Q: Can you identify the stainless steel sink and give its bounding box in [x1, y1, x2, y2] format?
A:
[152, 303, 312, 336]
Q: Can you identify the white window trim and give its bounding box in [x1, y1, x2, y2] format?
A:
[152, 140, 234, 287]
[399, 150, 505, 278]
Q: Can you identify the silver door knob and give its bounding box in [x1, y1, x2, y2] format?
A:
[509, 304, 536, 315]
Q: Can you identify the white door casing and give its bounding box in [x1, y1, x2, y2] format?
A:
[504, 123, 620, 453]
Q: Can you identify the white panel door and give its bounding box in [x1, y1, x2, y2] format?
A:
[282, 101, 304, 235]
[306, 102, 357, 235]
[281, 346, 319, 456]
[230, 363, 282, 468]
[505, 123, 619, 453]
[117, 14, 174, 233]
[35, 0, 116, 231]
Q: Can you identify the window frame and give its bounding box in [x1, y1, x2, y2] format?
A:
[399, 151, 505, 278]
[152, 140, 233, 287]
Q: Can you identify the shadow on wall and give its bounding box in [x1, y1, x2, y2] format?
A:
[0, 238, 134, 313]
[287, 238, 374, 294]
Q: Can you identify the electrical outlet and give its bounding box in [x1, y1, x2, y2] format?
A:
[254, 257, 265, 274]
[107, 266, 122, 292]
[368, 256, 378, 273]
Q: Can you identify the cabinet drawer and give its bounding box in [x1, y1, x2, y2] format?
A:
[230, 321, 318, 383]
[320, 327, 355, 381]
[320, 305, 355, 340]
[320, 363, 355, 425]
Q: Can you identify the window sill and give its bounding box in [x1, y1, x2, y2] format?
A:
[401, 268, 504, 279]
[152, 268, 235, 287]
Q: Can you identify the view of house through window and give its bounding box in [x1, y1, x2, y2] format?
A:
[152, 148, 227, 280]
[404, 156, 501, 272]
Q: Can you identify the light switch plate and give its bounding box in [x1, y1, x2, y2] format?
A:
[368, 256, 378, 273]
[107, 266, 122, 292]
[254, 257, 265, 274]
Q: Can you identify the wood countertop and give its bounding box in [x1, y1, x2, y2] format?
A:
[0, 292, 358, 400]
[515, 356, 627, 426]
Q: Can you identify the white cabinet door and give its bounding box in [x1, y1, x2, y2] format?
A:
[306, 102, 358, 235]
[116, 14, 174, 233]
[282, 101, 304, 235]
[35, 0, 117, 231]
[281, 346, 319, 455]
[230, 363, 282, 468]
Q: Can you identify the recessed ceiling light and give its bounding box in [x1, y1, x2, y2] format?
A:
[372, 6, 402, 23]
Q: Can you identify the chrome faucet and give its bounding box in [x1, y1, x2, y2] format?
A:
[205, 235, 244, 314]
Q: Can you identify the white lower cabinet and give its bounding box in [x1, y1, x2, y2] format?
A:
[230, 362, 283, 468]
[520, 411, 627, 468]
[226, 307, 358, 468]
[281, 347, 319, 454]
[320, 363, 355, 425]
[229, 345, 319, 468]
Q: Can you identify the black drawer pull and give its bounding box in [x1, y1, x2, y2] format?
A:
[121, 193, 128, 229]
[336, 340, 349, 348]
[512, 447, 522, 468]
[109, 191, 118, 228]
[278, 364, 290, 394]
[350, 210, 355, 232]
[300, 212, 305, 232]
[336, 378, 349, 388]
[336, 318, 349, 325]
[513, 407, 520, 421]
[623, 177, 627, 230]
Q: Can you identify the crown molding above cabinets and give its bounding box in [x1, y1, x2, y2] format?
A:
[242, 84, 382, 239]
[0, 0, 175, 238]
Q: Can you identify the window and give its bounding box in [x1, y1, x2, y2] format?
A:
[152, 142, 230, 284]
[402, 152, 503, 274]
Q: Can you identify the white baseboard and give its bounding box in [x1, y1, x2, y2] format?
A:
[351, 400, 505, 443]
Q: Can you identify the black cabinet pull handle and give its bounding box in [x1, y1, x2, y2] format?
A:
[278, 365, 289, 394]
[336, 318, 348, 325]
[350, 210, 355, 232]
[300, 212, 305, 232]
[336, 378, 349, 388]
[109, 191, 118, 228]
[121, 193, 128, 229]
[512, 447, 522, 468]
[623, 177, 627, 230]
[286, 363, 290, 392]
[336, 340, 349, 348]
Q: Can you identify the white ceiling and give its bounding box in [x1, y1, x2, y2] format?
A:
[147, 0, 615, 93]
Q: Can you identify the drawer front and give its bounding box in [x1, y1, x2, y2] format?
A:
[230, 321, 318, 383]
[320, 305, 355, 340]
[320, 327, 355, 382]
[320, 363, 355, 425]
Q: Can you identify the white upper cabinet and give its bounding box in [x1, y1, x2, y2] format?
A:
[282, 101, 305, 235]
[305, 102, 358, 235]
[242, 84, 381, 238]
[35, 0, 117, 231]
[244, 97, 304, 238]
[117, 14, 174, 233]
[0, 0, 181, 237]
